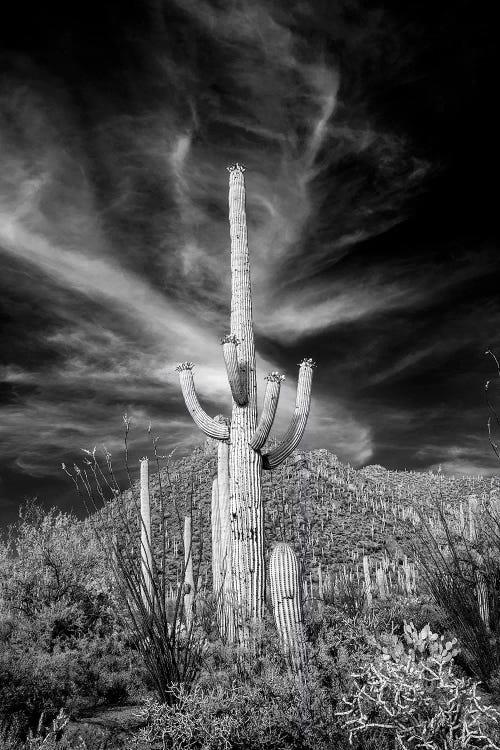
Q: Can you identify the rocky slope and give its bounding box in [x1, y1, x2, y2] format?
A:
[90, 442, 500, 600]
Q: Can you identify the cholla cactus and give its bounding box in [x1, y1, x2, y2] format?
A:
[269, 542, 307, 673]
[337, 628, 500, 749]
[177, 165, 315, 644]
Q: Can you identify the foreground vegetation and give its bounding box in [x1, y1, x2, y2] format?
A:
[1, 446, 500, 749]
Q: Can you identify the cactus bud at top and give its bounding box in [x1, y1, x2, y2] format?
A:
[175, 361, 195, 372]
[227, 163, 246, 173]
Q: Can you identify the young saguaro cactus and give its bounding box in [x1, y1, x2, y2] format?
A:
[269, 542, 307, 673]
[140, 457, 154, 611]
[176, 164, 316, 643]
[183, 515, 195, 630]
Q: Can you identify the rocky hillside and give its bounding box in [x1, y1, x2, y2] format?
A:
[92, 442, 500, 599]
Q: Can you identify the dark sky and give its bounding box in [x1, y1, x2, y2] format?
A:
[1, 0, 499, 527]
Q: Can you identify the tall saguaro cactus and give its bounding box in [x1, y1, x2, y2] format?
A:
[177, 164, 315, 643]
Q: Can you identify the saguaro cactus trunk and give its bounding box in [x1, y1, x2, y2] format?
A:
[211, 478, 221, 602]
[212, 431, 235, 642]
[226, 165, 263, 640]
[177, 164, 315, 645]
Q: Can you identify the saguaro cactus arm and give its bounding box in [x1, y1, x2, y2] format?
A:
[262, 359, 315, 469]
[176, 362, 230, 440]
[248, 373, 284, 450]
[221, 335, 247, 406]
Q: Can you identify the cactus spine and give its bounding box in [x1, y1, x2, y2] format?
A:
[140, 457, 154, 611]
[269, 542, 307, 673]
[177, 164, 315, 645]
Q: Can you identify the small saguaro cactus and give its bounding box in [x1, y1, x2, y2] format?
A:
[362, 554, 372, 609]
[183, 515, 195, 630]
[317, 561, 324, 606]
[140, 457, 154, 611]
[269, 542, 307, 674]
[177, 164, 316, 644]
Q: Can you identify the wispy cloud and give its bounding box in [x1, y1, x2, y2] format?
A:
[255, 253, 495, 343]
[419, 444, 500, 478]
[0, 0, 496, 510]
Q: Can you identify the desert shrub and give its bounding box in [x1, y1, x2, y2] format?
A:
[336, 623, 500, 749]
[133, 609, 398, 750]
[0, 709, 88, 750]
[307, 606, 381, 698]
[334, 576, 367, 618]
[0, 720, 24, 750]
[0, 500, 143, 739]
[0, 605, 142, 733]
[0, 500, 113, 616]
[371, 593, 446, 635]
[406, 496, 500, 690]
[66, 441, 209, 707]
[193, 604, 289, 693]
[133, 672, 345, 750]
